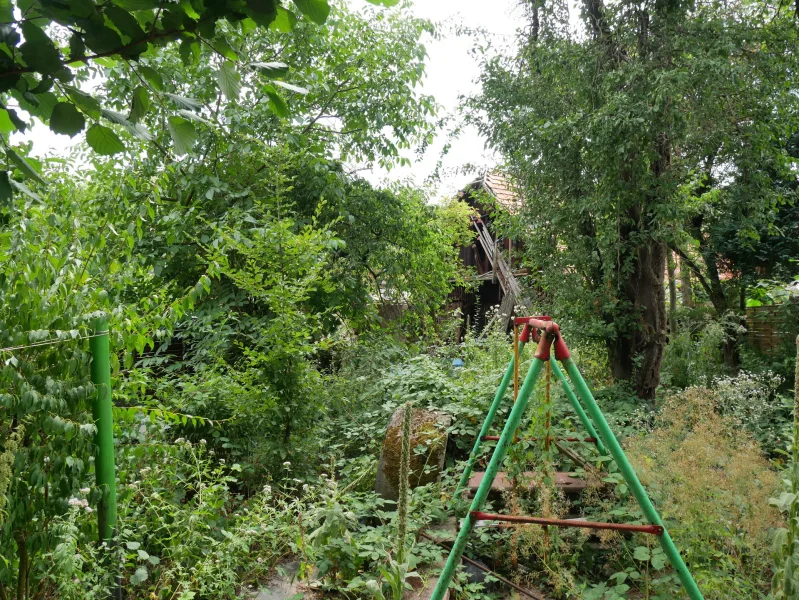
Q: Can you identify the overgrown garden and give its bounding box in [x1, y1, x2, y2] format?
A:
[1, 0, 798, 598]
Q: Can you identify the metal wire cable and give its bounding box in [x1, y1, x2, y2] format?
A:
[0, 332, 106, 354]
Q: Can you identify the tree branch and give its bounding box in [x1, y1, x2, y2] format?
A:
[301, 76, 354, 135]
[669, 244, 714, 300]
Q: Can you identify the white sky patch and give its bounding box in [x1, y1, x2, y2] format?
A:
[353, 0, 524, 198]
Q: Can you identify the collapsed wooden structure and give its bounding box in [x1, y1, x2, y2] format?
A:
[449, 172, 529, 338]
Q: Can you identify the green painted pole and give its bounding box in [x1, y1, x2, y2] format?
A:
[431, 357, 545, 600]
[562, 358, 704, 600]
[90, 317, 117, 542]
[453, 341, 526, 502]
[549, 358, 606, 455]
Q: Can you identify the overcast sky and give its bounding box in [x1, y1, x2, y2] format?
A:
[355, 0, 525, 198]
[17, 0, 527, 199]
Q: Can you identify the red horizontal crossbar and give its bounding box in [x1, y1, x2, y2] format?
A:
[481, 435, 597, 443]
[470, 512, 664, 535]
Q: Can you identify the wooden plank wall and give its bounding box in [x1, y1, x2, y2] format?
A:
[745, 302, 799, 353]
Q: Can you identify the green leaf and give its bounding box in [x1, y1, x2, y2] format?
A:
[245, 0, 277, 25]
[771, 492, 798, 512]
[4, 107, 26, 132]
[50, 102, 85, 137]
[129, 86, 149, 123]
[30, 77, 52, 94]
[164, 92, 202, 111]
[105, 5, 147, 43]
[167, 116, 198, 155]
[0, 171, 11, 203]
[292, 0, 329, 25]
[272, 79, 308, 95]
[9, 179, 41, 201]
[139, 66, 164, 92]
[83, 23, 123, 54]
[85, 124, 125, 155]
[66, 0, 95, 18]
[179, 38, 200, 65]
[112, 0, 160, 10]
[66, 87, 101, 118]
[20, 23, 62, 74]
[0, 0, 13, 22]
[650, 549, 667, 570]
[272, 80, 309, 95]
[101, 108, 133, 127]
[269, 6, 297, 32]
[26, 91, 57, 120]
[211, 37, 239, 61]
[633, 546, 650, 561]
[179, 0, 200, 19]
[217, 62, 241, 100]
[68, 32, 86, 61]
[7, 149, 45, 184]
[252, 61, 289, 77]
[177, 109, 213, 126]
[265, 89, 288, 118]
[125, 541, 141, 550]
[365, 0, 399, 5]
[125, 122, 153, 141]
[130, 566, 148, 585]
[0, 108, 16, 134]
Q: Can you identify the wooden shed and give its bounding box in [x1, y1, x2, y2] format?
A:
[449, 172, 530, 339]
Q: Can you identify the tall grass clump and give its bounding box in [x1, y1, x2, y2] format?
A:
[625, 386, 780, 598]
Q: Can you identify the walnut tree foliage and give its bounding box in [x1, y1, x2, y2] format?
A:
[0, 0, 402, 202]
[469, 0, 799, 397]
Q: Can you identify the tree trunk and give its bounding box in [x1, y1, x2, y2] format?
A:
[699, 241, 741, 371]
[632, 239, 668, 398]
[608, 237, 668, 399]
[667, 251, 678, 335]
[679, 255, 693, 307]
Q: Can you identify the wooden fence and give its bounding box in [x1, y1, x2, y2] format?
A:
[745, 302, 799, 354]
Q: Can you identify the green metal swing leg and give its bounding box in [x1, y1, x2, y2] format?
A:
[562, 358, 705, 600]
[452, 341, 527, 502]
[549, 358, 606, 455]
[430, 356, 546, 600]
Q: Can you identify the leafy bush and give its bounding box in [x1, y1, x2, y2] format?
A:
[714, 370, 791, 455]
[43, 438, 306, 600]
[623, 387, 780, 598]
[661, 317, 729, 389]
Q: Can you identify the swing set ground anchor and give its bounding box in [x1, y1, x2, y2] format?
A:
[470, 512, 664, 536]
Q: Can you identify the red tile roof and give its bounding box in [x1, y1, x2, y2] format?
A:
[482, 172, 522, 214]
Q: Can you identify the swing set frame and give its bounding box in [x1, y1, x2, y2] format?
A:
[430, 316, 705, 600]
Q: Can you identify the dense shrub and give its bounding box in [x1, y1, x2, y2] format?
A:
[625, 387, 780, 598]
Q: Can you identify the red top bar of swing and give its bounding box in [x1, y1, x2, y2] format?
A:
[481, 435, 597, 443]
[514, 316, 571, 360]
[514, 316, 552, 329]
[470, 512, 664, 535]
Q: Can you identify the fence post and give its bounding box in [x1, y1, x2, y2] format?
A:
[90, 316, 116, 542]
